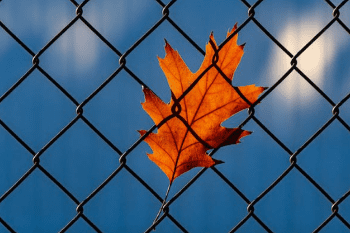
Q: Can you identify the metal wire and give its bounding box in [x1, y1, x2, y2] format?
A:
[0, 0, 350, 232]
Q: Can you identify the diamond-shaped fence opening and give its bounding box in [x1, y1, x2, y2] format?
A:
[1, 0, 350, 232]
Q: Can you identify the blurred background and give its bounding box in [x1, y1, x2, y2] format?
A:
[1, 0, 350, 232]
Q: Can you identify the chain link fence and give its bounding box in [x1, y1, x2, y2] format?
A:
[1, 0, 350, 232]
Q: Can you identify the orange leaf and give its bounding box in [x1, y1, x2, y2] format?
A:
[140, 24, 265, 184]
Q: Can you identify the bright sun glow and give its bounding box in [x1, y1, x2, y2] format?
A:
[266, 8, 338, 104]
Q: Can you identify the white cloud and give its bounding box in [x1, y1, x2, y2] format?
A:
[73, 23, 99, 72]
[44, 0, 151, 74]
[259, 4, 350, 147]
[265, 7, 338, 104]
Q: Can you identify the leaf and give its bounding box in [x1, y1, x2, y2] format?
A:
[140, 24, 265, 184]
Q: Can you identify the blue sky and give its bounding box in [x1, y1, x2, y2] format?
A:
[1, 0, 350, 232]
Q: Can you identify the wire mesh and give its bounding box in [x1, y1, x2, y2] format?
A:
[1, 0, 350, 232]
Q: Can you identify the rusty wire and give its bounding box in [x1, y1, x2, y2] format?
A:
[1, 0, 350, 232]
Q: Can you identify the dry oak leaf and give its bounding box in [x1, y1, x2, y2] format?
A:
[139, 24, 265, 184]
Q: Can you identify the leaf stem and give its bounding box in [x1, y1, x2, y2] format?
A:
[153, 121, 190, 229]
[152, 182, 173, 229]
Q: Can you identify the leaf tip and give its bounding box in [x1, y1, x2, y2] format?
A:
[227, 23, 238, 34]
[245, 130, 253, 135]
[141, 85, 150, 95]
[138, 129, 147, 136]
[162, 39, 176, 58]
[164, 39, 172, 50]
[213, 159, 224, 165]
[141, 86, 153, 106]
[209, 31, 214, 41]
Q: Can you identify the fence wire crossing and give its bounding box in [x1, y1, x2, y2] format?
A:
[1, 0, 350, 232]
